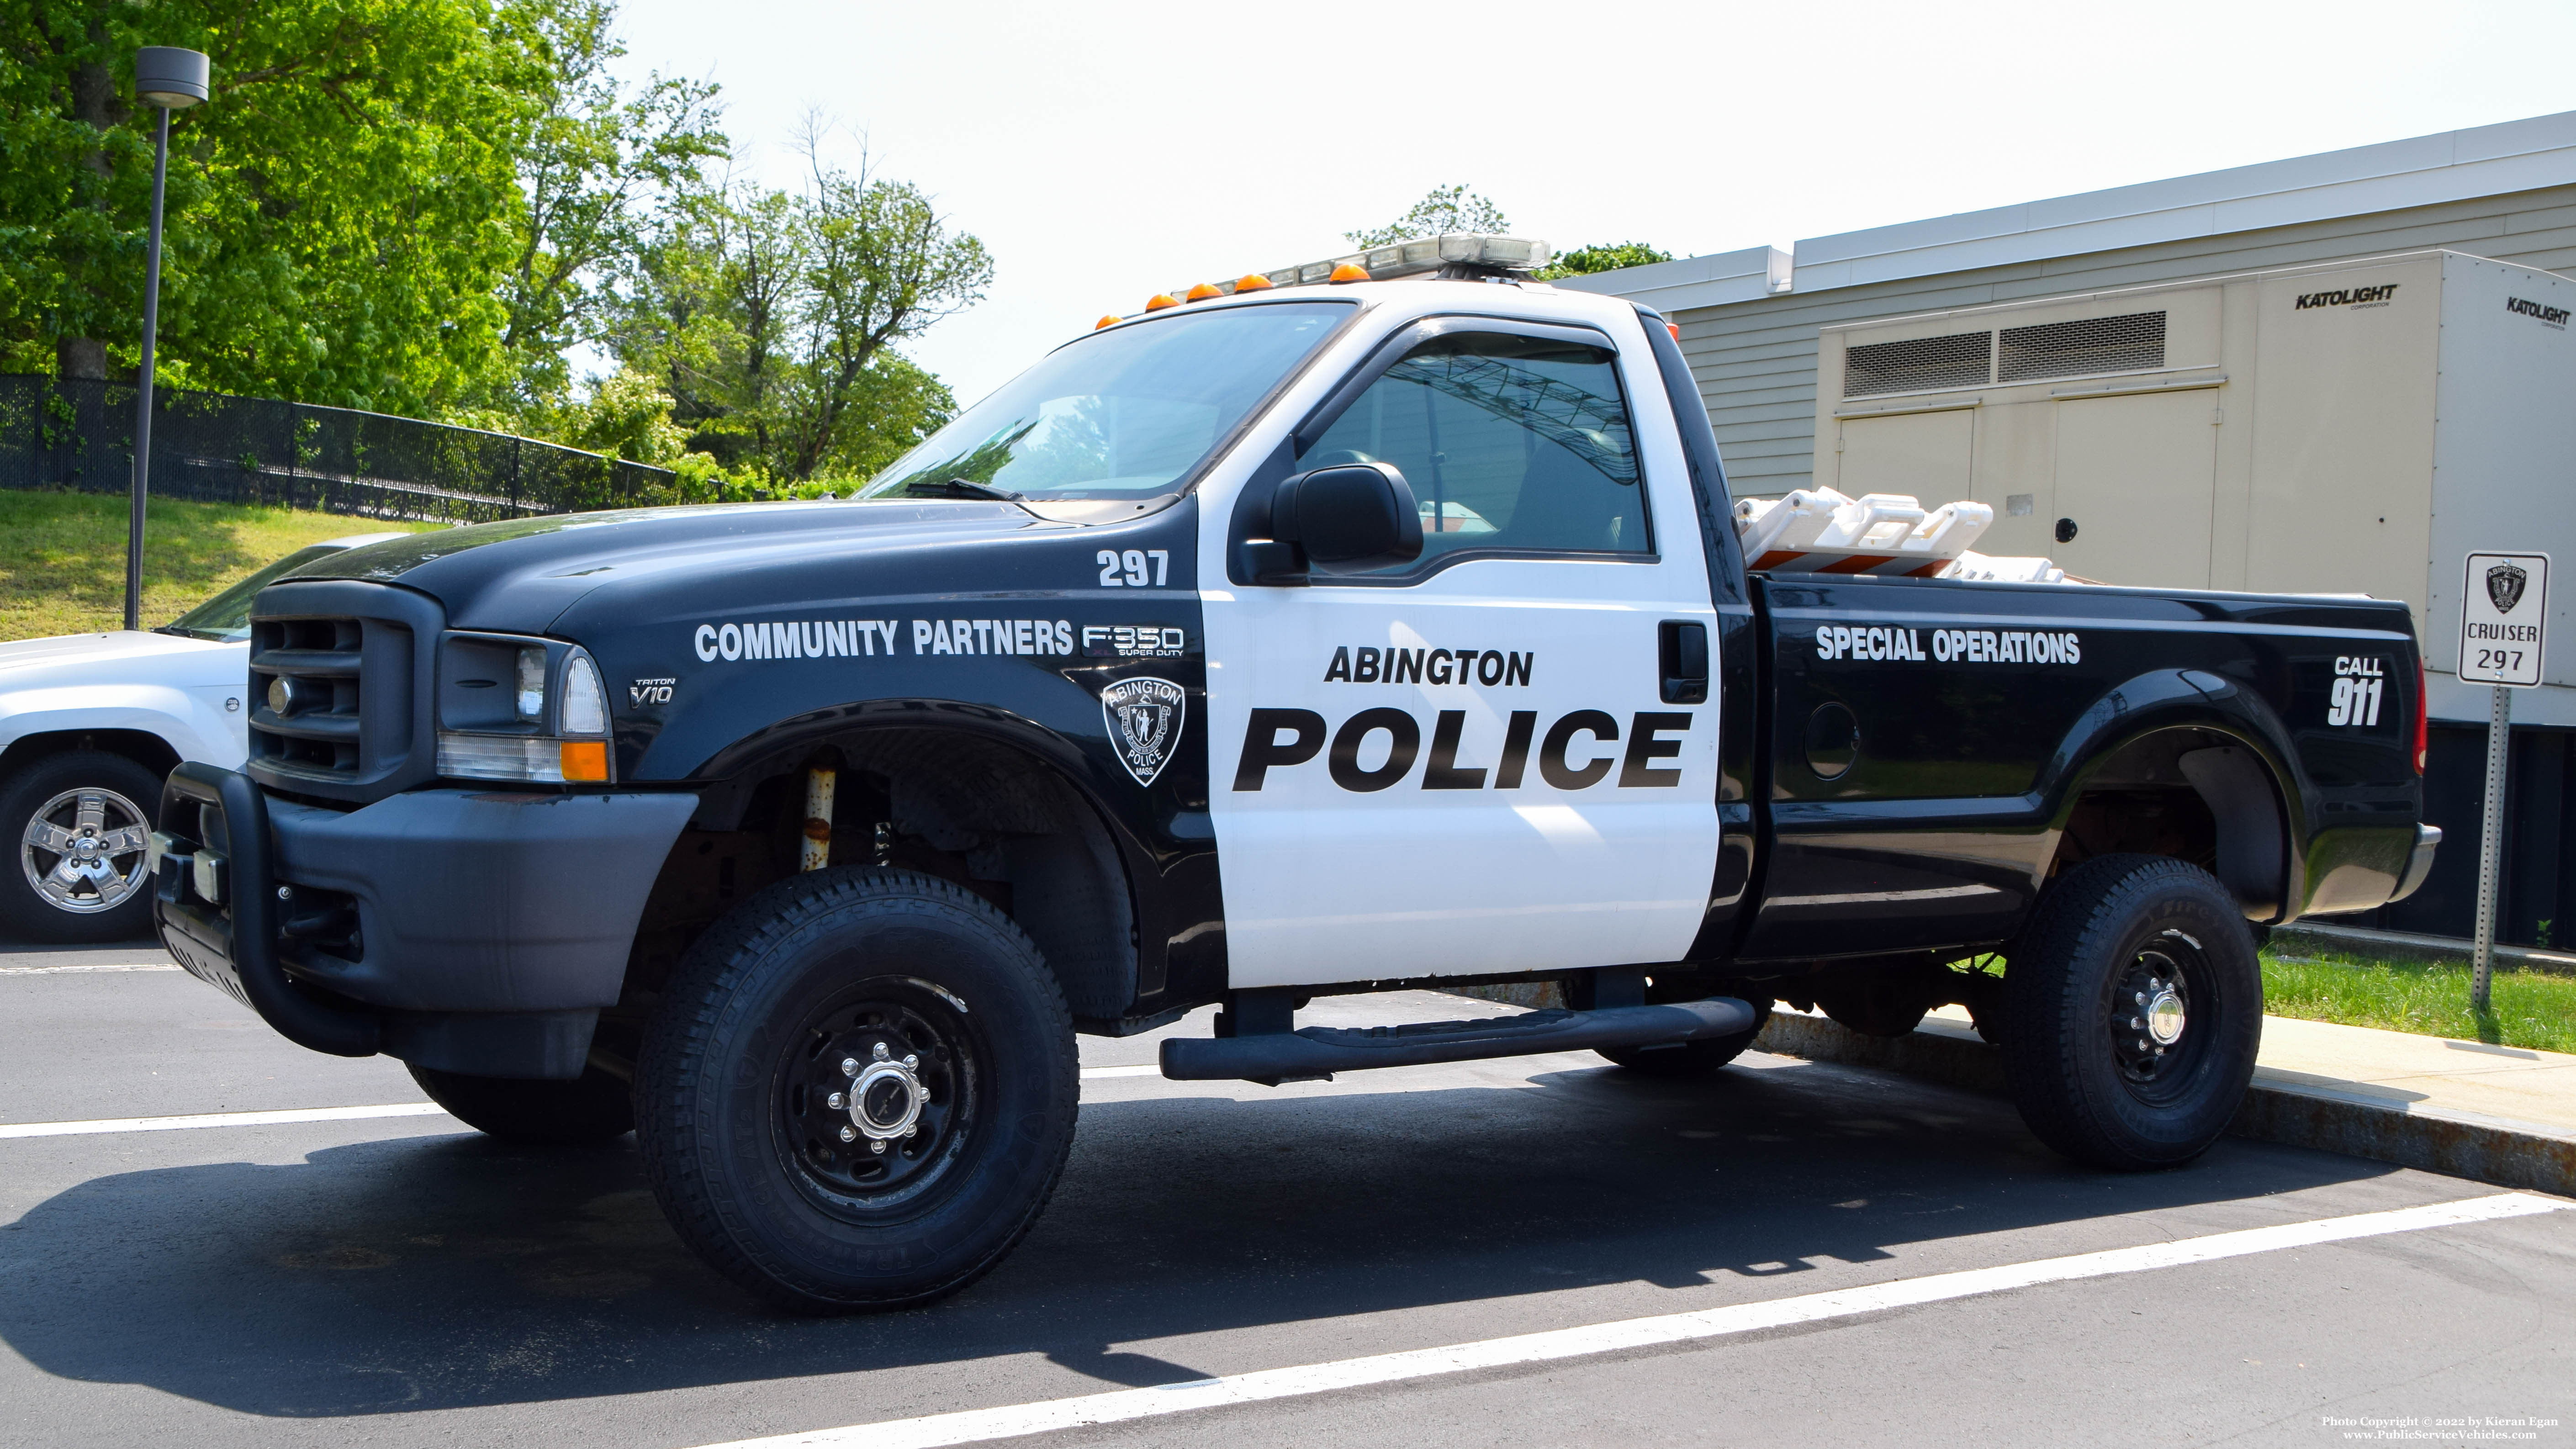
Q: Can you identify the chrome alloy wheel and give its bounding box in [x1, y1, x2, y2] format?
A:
[20, 787, 152, 915]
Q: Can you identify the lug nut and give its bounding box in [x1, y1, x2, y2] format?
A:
[838, 1125, 856, 1143]
[827, 1091, 845, 1110]
[276, 885, 293, 901]
[872, 1042, 892, 1062]
[841, 1057, 861, 1077]
[905, 1125, 917, 1138]
[902, 1054, 918, 1070]
[871, 1140, 887, 1155]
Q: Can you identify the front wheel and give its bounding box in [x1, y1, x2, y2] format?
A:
[637, 868, 1078, 1313]
[1999, 854, 2262, 1170]
[1, 751, 160, 944]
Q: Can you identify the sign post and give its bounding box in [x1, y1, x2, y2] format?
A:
[2457, 551, 2549, 1013]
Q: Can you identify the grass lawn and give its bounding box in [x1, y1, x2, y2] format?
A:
[2261, 946, 2576, 1055]
[0, 491, 442, 642]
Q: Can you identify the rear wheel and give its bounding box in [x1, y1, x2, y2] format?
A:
[1, 751, 160, 944]
[407, 1063, 635, 1144]
[1999, 854, 2261, 1170]
[637, 867, 1078, 1313]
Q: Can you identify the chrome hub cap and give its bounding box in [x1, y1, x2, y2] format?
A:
[847, 1041, 927, 1152]
[21, 788, 151, 914]
[2145, 985, 2187, 1045]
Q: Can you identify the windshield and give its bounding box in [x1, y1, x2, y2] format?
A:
[861, 300, 1355, 502]
[160, 544, 346, 642]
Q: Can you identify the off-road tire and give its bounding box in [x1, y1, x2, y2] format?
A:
[407, 1063, 635, 1144]
[0, 750, 161, 944]
[637, 867, 1078, 1314]
[1999, 854, 2262, 1170]
[1600, 994, 1775, 1077]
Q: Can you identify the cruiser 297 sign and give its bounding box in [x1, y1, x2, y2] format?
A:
[2460, 551, 2550, 687]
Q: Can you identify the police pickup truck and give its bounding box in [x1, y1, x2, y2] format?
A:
[151, 235, 2440, 1313]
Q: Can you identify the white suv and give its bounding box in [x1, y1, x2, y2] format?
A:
[1, 533, 410, 943]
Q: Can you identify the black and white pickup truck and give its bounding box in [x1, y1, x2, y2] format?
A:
[151, 237, 2440, 1312]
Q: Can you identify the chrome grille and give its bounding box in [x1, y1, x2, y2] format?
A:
[244, 580, 443, 805]
[249, 617, 366, 776]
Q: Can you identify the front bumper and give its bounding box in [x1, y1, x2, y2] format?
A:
[153, 763, 698, 1076]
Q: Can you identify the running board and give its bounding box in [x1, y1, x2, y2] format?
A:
[1159, 998, 1758, 1084]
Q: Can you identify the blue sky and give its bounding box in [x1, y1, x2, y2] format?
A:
[608, 0, 2576, 407]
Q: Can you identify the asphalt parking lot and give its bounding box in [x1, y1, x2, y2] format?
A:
[2, 936, 2570, 1449]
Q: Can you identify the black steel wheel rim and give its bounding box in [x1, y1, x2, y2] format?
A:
[2104, 927, 2216, 1106]
[772, 976, 980, 1220]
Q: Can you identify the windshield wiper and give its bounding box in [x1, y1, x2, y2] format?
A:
[902, 477, 1024, 502]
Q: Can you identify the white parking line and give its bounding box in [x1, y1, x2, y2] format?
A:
[0, 1065, 1174, 1141]
[0, 962, 182, 975]
[692, 1193, 2571, 1449]
[0, 1102, 454, 1140]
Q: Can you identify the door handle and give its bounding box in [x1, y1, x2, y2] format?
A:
[1659, 621, 1708, 704]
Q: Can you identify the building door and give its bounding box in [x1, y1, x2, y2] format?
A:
[2050, 391, 2218, 588]
[1835, 407, 1974, 501]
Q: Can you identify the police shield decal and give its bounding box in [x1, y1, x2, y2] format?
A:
[1100, 677, 1185, 787]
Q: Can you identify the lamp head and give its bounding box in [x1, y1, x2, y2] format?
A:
[134, 47, 210, 109]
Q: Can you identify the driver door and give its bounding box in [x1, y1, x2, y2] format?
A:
[1200, 318, 1719, 989]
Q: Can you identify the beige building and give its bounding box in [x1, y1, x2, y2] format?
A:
[1559, 110, 2576, 501]
[1558, 115, 2576, 943]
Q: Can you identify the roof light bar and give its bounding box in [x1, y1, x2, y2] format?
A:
[1102, 234, 1556, 331]
[1163, 233, 1554, 304]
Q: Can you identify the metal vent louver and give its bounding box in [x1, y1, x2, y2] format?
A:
[1997, 311, 2166, 383]
[1843, 331, 1992, 397]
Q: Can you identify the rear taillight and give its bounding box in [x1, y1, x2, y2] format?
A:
[2413, 656, 2429, 774]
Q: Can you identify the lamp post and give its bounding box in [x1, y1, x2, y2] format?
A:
[123, 46, 210, 633]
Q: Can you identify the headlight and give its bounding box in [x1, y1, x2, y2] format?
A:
[436, 637, 613, 783]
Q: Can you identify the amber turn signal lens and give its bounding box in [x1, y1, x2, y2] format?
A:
[1667, 322, 1682, 342]
[1234, 273, 1275, 291]
[1328, 263, 1370, 283]
[1145, 293, 1181, 311]
[559, 739, 609, 782]
[1095, 315, 1122, 330]
[1185, 282, 1222, 302]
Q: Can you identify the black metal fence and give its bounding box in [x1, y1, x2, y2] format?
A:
[0, 375, 682, 523]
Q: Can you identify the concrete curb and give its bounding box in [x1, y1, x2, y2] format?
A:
[1752, 1010, 2576, 1196]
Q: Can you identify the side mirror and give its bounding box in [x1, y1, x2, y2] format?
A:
[1253, 462, 1425, 581]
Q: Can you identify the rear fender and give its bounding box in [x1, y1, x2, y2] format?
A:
[2040, 668, 2306, 923]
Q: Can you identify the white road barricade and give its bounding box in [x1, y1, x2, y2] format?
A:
[1735, 487, 2067, 583]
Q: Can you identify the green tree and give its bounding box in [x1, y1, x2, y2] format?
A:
[487, 0, 724, 417]
[1536, 241, 1673, 279]
[1345, 184, 1510, 249]
[1, 0, 538, 412]
[612, 128, 984, 482]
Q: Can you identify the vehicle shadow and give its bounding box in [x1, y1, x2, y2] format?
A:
[0, 1056, 2401, 1417]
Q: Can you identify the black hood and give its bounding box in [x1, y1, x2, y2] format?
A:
[285, 499, 1079, 633]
